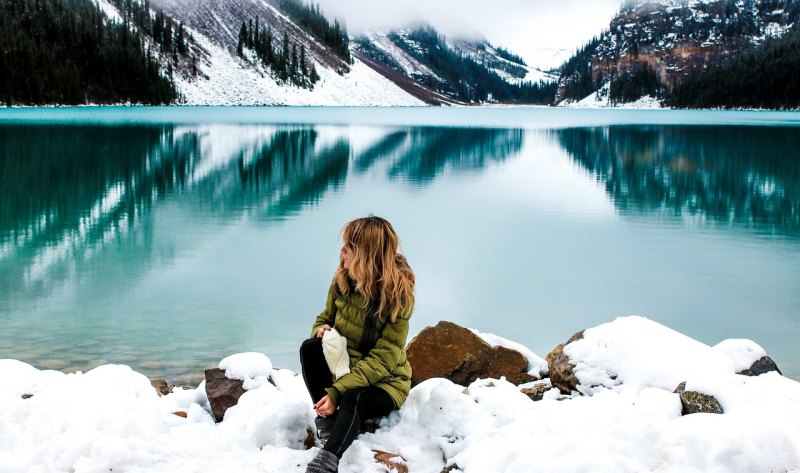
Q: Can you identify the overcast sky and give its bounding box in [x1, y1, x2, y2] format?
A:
[313, 0, 623, 68]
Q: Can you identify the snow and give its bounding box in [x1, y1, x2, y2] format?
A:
[219, 352, 273, 390]
[559, 83, 665, 109]
[2, 316, 799, 472]
[175, 25, 424, 106]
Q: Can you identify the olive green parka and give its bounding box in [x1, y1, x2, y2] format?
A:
[310, 282, 413, 408]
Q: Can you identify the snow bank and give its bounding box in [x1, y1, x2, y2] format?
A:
[2, 317, 799, 472]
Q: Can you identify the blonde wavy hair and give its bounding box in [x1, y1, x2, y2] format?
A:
[335, 216, 415, 323]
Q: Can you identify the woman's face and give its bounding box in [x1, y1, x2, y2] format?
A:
[341, 243, 353, 270]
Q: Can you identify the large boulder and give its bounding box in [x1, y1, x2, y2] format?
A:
[545, 330, 584, 394]
[407, 321, 536, 387]
[738, 356, 782, 377]
[204, 367, 246, 422]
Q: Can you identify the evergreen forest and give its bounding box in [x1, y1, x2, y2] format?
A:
[267, 0, 351, 65]
[668, 29, 800, 109]
[393, 27, 556, 104]
[0, 0, 178, 105]
[236, 18, 320, 88]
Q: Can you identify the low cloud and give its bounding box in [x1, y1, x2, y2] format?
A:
[314, 0, 621, 65]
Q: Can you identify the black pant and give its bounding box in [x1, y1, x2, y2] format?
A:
[300, 337, 395, 458]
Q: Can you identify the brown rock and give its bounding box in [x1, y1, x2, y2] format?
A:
[485, 346, 536, 385]
[204, 368, 246, 422]
[546, 330, 584, 394]
[521, 383, 551, 402]
[304, 429, 315, 450]
[738, 356, 782, 377]
[407, 321, 492, 386]
[407, 321, 537, 387]
[173, 411, 188, 418]
[373, 450, 408, 473]
[151, 379, 171, 397]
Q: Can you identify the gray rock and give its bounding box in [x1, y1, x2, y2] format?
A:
[738, 356, 782, 377]
[204, 368, 246, 422]
[674, 382, 724, 415]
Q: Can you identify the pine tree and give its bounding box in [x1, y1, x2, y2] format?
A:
[237, 22, 247, 56]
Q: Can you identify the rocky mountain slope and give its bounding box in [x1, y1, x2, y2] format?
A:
[557, 0, 800, 105]
[354, 26, 557, 105]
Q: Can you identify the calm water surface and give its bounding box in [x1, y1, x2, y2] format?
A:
[1, 107, 799, 385]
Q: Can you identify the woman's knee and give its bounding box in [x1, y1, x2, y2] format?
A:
[300, 337, 322, 358]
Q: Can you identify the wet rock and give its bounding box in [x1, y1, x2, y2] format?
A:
[545, 331, 584, 394]
[738, 356, 782, 377]
[407, 321, 536, 387]
[373, 450, 408, 473]
[204, 367, 246, 422]
[674, 382, 724, 415]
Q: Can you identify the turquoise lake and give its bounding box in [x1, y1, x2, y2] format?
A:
[1, 107, 799, 385]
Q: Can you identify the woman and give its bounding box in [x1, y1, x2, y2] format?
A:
[300, 216, 415, 473]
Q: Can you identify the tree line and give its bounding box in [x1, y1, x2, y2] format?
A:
[667, 29, 800, 109]
[267, 0, 351, 65]
[237, 18, 320, 88]
[394, 27, 556, 104]
[0, 0, 177, 105]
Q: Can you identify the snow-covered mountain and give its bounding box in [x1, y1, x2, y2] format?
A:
[556, 0, 800, 105]
[354, 26, 557, 105]
[93, 0, 422, 105]
[92, 0, 549, 106]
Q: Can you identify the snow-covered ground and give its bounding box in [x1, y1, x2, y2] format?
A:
[2, 316, 798, 472]
[176, 27, 424, 106]
[559, 83, 665, 109]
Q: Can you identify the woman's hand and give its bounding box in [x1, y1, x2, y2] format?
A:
[316, 324, 332, 338]
[315, 394, 336, 417]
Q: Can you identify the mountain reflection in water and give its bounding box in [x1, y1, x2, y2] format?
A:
[557, 126, 800, 234]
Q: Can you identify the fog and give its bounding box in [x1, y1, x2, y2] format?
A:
[312, 0, 622, 67]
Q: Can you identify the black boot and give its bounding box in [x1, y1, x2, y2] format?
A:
[314, 416, 335, 445]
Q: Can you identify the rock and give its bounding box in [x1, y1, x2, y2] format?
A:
[738, 356, 782, 377]
[373, 450, 408, 473]
[545, 330, 584, 394]
[521, 383, 551, 401]
[407, 321, 535, 387]
[21, 393, 33, 400]
[204, 367, 246, 422]
[151, 379, 172, 396]
[173, 411, 188, 418]
[674, 382, 724, 415]
[304, 429, 315, 450]
[485, 346, 535, 385]
[441, 464, 462, 473]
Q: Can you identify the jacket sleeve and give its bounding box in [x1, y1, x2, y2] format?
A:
[326, 305, 411, 405]
[310, 282, 338, 339]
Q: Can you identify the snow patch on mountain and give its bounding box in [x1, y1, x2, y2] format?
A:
[558, 83, 664, 109]
[173, 25, 424, 106]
